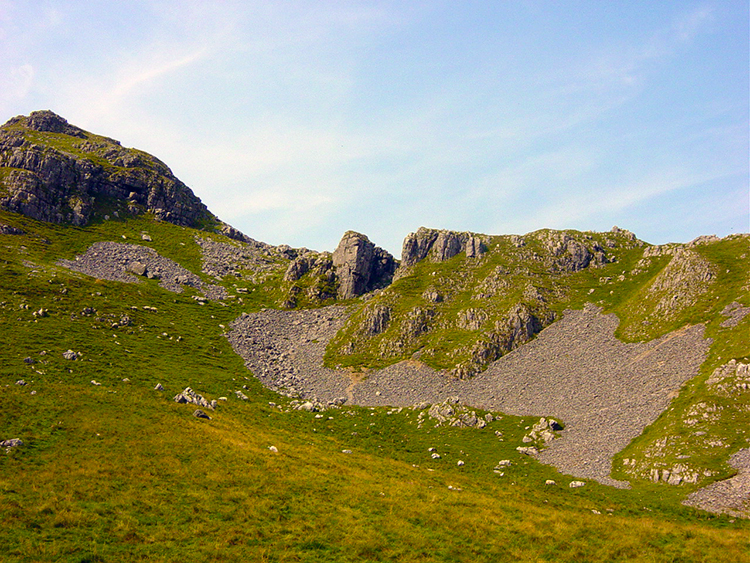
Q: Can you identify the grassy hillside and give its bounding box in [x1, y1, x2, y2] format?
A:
[324, 228, 652, 375]
[0, 211, 748, 562]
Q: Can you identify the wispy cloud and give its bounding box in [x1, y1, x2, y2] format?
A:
[67, 48, 209, 123]
[0, 1, 744, 250]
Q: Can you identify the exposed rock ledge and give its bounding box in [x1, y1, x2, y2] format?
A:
[227, 303, 710, 488]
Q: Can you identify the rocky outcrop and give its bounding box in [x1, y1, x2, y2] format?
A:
[0, 110, 214, 228]
[331, 231, 397, 299]
[522, 417, 563, 445]
[174, 387, 217, 410]
[417, 397, 488, 429]
[283, 252, 333, 283]
[706, 360, 750, 396]
[450, 303, 554, 379]
[720, 302, 750, 328]
[399, 227, 486, 269]
[0, 223, 24, 235]
[362, 304, 392, 335]
[537, 231, 609, 273]
[280, 250, 338, 307]
[646, 248, 716, 318]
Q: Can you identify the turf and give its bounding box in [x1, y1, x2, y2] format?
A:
[0, 211, 748, 562]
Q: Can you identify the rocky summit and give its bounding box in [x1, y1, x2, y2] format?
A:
[0, 111, 748, 562]
[0, 110, 213, 228]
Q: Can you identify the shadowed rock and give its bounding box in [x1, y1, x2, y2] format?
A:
[332, 231, 397, 299]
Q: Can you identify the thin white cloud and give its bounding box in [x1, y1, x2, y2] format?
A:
[69, 48, 209, 122]
[8, 64, 34, 100]
[521, 167, 737, 233]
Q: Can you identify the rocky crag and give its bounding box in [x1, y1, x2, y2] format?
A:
[0, 110, 214, 228]
[326, 226, 638, 379]
[280, 231, 397, 308]
[0, 111, 400, 309]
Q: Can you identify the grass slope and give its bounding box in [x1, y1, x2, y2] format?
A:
[0, 212, 748, 562]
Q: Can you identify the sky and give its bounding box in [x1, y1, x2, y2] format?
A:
[0, 1, 747, 255]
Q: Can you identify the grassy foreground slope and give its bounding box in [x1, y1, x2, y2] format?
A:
[0, 211, 748, 562]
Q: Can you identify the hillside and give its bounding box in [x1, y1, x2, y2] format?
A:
[0, 112, 748, 562]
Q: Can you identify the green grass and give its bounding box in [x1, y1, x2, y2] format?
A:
[0, 212, 748, 562]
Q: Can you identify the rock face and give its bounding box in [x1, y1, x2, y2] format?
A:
[646, 248, 716, 317]
[537, 230, 608, 273]
[331, 231, 397, 299]
[450, 303, 554, 379]
[399, 227, 486, 268]
[0, 110, 214, 228]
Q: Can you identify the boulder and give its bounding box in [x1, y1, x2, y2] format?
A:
[129, 261, 147, 276]
[193, 409, 211, 420]
[62, 349, 78, 360]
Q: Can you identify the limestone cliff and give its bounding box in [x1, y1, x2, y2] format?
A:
[0, 110, 214, 228]
[332, 231, 397, 299]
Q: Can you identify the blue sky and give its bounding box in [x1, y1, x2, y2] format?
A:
[1, 1, 747, 254]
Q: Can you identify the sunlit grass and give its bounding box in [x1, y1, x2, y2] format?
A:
[0, 211, 748, 561]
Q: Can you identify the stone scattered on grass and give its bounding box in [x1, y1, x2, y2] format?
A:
[63, 349, 78, 360]
[1, 439, 23, 449]
[154, 383, 164, 391]
[193, 409, 211, 420]
[569, 481, 586, 488]
[174, 387, 216, 410]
